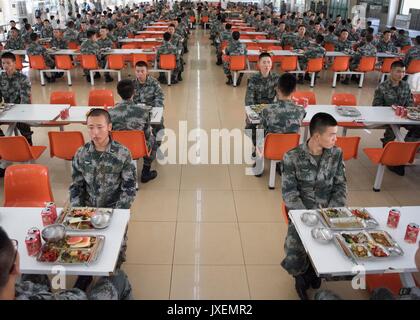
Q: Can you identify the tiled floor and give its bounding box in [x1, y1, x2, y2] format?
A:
[1, 29, 419, 300]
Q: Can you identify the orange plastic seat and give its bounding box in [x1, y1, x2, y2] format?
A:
[4, 164, 54, 207]
[406, 60, 420, 74]
[0, 136, 46, 162]
[111, 130, 150, 160]
[413, 93, 420, 106]
[15, 55, 24, 71]
[48, 131, 85, 160]
[230, 55, 246, 71]
[29, 55, 47, 70]
[264, 133, 301, 189]
[331, 93, 357, 106]
[366, 274, 404, 296]
[55, 55, 74, 70]
[280, 55, 298, 72]
[122, 43, 136, 49]
[335, 136, 361, 161]
[291, 91, 316, 105]
[363, 141, 420, 191]
[401, 45, 412, 54]
[107, 55, 125, 69]
[355, 56, 376, 72]
[323, 43, 335, 52]
[88, 89, 115, 107]
[306, 57, 324, 87]
[68, 42, 78, 49]
[201, 16, 209, 24]
[331, 56, 351, 72]
[132, 54, 149, 67]
[159, 54, 176, 70]
[50, 91, 77, 106]
[80, 54, 99, 70]
[281, 202, 289, 224]
[283, 44, 293, 50]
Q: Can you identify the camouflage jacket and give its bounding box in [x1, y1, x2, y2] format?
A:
[170, 32, 183, 51]
[63, 29, 79, 43]
[4, 37, 25, 50]
[404, 45, 420, 67]
[395, 34, 411, 47]
[22, 31, 34, 45]
[348, 30, 361, 42]
[114, 28, 128, 39]
[80, 39, 101, 58]
[0, 71, 31, 104]
[219, 30, 232, 44]
[281, 32, 297, 47]
[133, 76, 164, 109]
[323, 33, 338, 45]
[41, 26, 53, 38]
[260, 100, 306, 134]
[97, 36, 114, 49]
[70, 139, 137, 209]
[16, 280, 87, 300]
[109, 99, 154, 146]
[77, 30, 88, 43]
[376, 40, 398, 53]
[334, 39, 352, 52]
[303, 43, 326, 60]
[282, 143, 347, 210]
[51, 37, 68, 49]
[156, 40, 178, 62]
[26, 42, 54, 66]
[245, 72, 281, 105]
[372, 79, 413, 107]
[225, 40, 247, 56]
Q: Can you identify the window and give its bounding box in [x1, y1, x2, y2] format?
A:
[401, 0, 420, 15]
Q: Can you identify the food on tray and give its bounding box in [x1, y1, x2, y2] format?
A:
[39, 246, 60, 262]
[332, 220, 364, 229]
[350, 244, 369, 258]
[342, 232, 368, 244]
[250, 104, 268, 113]
[321, 208, 349, 218]
[367, 243, 389, 257]
[66, 236, 94, 248]
[58, 207, 112, 230]
[350, 208, 370, 220]
[59, 249, 91, 263]
[369, 232, 392, 247]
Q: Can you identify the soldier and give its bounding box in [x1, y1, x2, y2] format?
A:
[324, 25, 337, 46]
[156, 32, 180, 84]
[274, 21, 287, 41]
[22, 24, 35, 45]
[0, 226, 133, 300]
[80, 29, 110, 83]
[376, 30, 398, 53]
[4, 28, 25, 50]
[223, 31, 247, 86]
[133, 61, 165, 148]
[0, 52, 33, 177]
[167, 23, 184, 81]
[216, 23, 232, 65]
[348, 25, 361, 42]
[245, 53, 280, 151]
[114, 20, 128, 39]
[109, 79, 158, 183]
[334, 29, 352, 52]
[41, 19, 54, 39]
[77, 21, 89, 44]
[372, 60, 420, 176]
[403, 35, 420, 68]
[281, 112, 347, 300]
[33, 16, 44, 33]
[298, 34, 326, 84]
[51, 29, 68, 49]
[27, 33, 58, 83]
[395, 29, 412, 48]
[7, 20, 20, 39]
[293, 25, 310, 50]
[63, 21, 79, 44]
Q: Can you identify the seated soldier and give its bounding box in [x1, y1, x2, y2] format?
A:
[298, 34, 326, 84]
[109, 79, 158, 183]
[156, 32, 181, 85]
[222, 31, 247, 86]
[0, 227, 132, 300]
[403, 35, 420, 69]
[80, 30, 101, 83]
[281, 112, 347, 300]
[4, 28, 25, 50]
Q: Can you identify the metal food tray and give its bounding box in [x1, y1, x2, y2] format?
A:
[336, 106, 361, 117]
[347, 207, 379, 227]
[318, 208, 377, 230]
[56, 207, 114, 231]
[249, 104, 269, 114]
[36, 235, 105, 265]
[333, 230, 403, 262]
[407, 111, 420, 121]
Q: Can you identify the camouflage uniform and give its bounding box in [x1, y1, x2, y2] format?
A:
[334, 39, 352, 52]
[0, 71, 32, 142]
[403, 45, 420, 67]
[15, 270, 132, 300]
[281, 144, 347, 276]
[41, 26, 53, 38]
[395, 34, 412, 48]
[22, 30, 34, 45]
[80, 39, 101, 76]
[348, 30, 361, 42]
[4, 37, 25, 50]
[315, 287, 420, 300]
[223, 39, 247, 76]
[323, 33, 337, 46]
[260, 100, 306, 135]
[109, 99, 157, 167]
[300, 42, 326, 70]
[244, 72, 281, 147]
[114, 27, 128, 39]
[70, 139, 137, 209]
[281, 32, 297, 48]
[77, 30, 88, 44]
[372, 79, 420, 143]
[350, 42, 377, 70]
[217, 29, 232, 57]
[51, 37, 68, 49]
[63, 28, 79, 44]
[133, 76, 165, 143]
[156, 40, 180, 79]
[376, 40, 398, 53]
[27, 42, 55, 68]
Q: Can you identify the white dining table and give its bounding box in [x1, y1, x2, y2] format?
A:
[0, 207, 130, 276]
[289, 206, 420, 287]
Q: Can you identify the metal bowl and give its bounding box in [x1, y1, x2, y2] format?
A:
[301, 212, 319, 226]
[42, 224, 66, 242]
[90, 211, 111, 229]
[311, 228, 333, 244]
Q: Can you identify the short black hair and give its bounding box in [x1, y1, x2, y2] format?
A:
[135, 60, 148, 68]
[0, 227, 15, 289]
[87, 30, 97, 38]
[168, 23, 176, 28]
[87, 108, 111, 123]
[30, 32, 39, 41]
[225, 23, 232, 30]
[383, 30, 391, 35]
[259, 52, 272, 60]
[117, 79, 135, 100]
[1, 52, 16, 61]
[416, 35, 420, 45]
[232, 31, 240, 40]
[309, 112, 338, 136]
[366, 34, 374, 43]
[315, 34, 324, 44]
[100, 25, 109, 31]
[398, 29, 406, 35]
[163, 32, 171, 41]
[340, 29, 348, 34]
[328, 25, 335, 33]
[278, 73, 296, 96]
[391, 60, 405, 69]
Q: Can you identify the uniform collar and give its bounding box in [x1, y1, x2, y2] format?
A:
[88, 137, 116, 154]
[300, 140, 332, 165]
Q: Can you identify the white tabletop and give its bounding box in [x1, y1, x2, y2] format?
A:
[289, 206, 420, 277]
[135, 31, 165, 35]
[119, 38, 163, 43]
[145, 26, 167, 29]
[0, 104, 68, 122]
[240, 39, 280, 44]
[48, 49, 79, 55]
[245, 49, 402, 58]
[0, 207, 130, 276]
[56, 106, 163, 125]
[240, 32, 268, 35]
[103, 49, 157, 55]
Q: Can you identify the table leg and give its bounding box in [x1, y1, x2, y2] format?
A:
[390, 124, 404, 142]
[400, 272, 416, 288]
[5, 123, 17, 136]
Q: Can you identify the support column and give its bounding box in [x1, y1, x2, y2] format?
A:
[387, 0, 401, 27]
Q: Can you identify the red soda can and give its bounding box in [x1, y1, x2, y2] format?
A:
[45, 202, 57, 222]
[25, 234, 41, 256]
[41, 208, 55, 226]
[395, 106, 402, 116]
[387, 208, 400, 228]
[404, 223, 419, 244]
[402, 108, 408, 118]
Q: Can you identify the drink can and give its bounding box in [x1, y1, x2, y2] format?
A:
[404, 223, 419, 244]
[302, 98, 309, 108]
[395, 105, 401, 116]
[387, 208, 400, 228]
[41, 208, 55, 226]
[45, 202, 57, 222]
[25, 234, 41, 256]
[402, 108, 408, 118]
